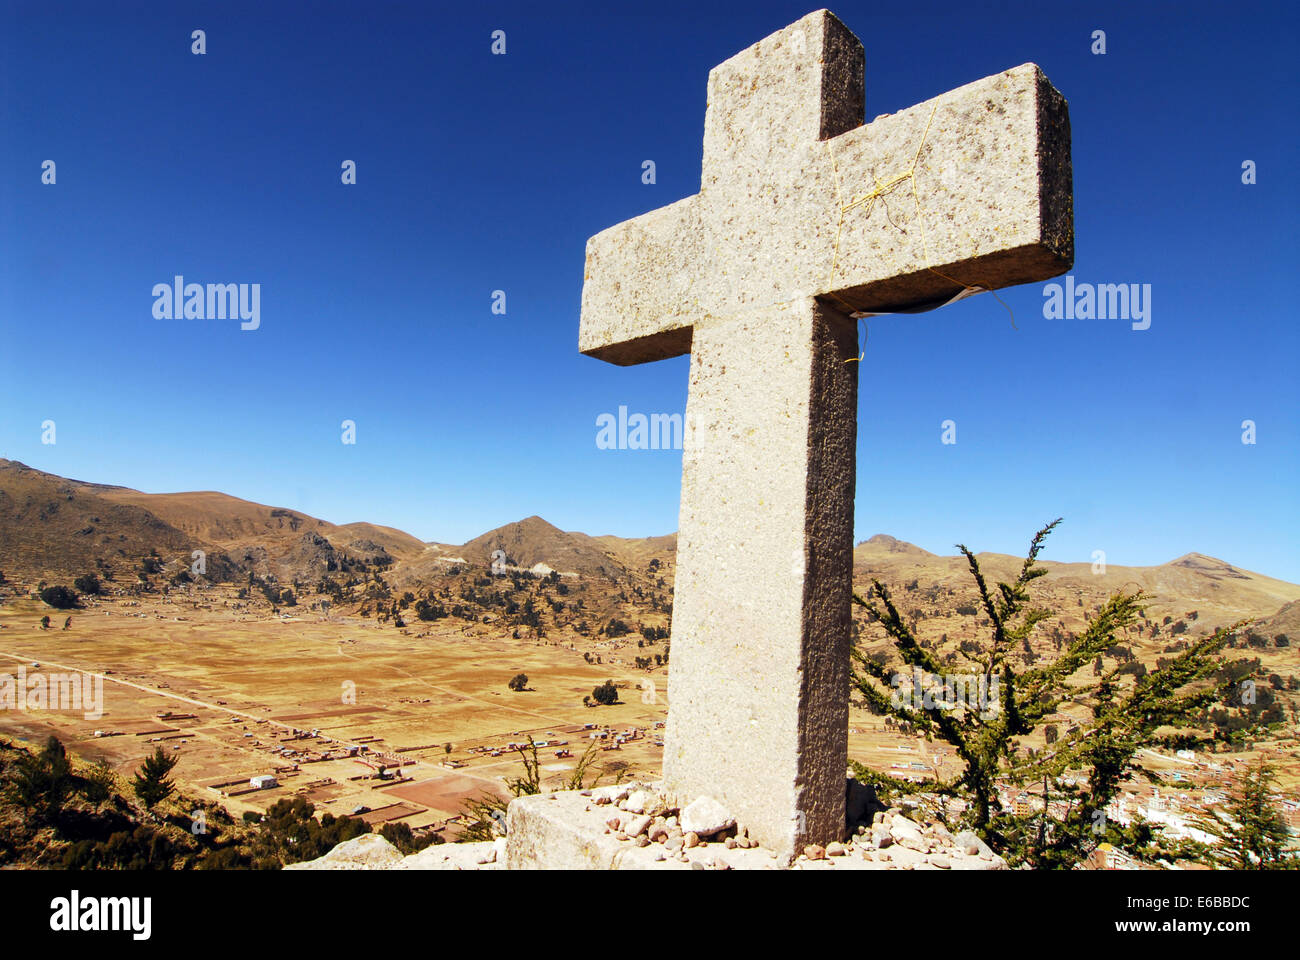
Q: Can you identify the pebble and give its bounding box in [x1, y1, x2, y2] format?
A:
[804, 844, 826, 861]
[827, 842, 845, 857]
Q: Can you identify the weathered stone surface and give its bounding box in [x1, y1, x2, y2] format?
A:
[575, 8, 1072, 871]
[289, 793, 1009, 871]
[882, 845, 929, 870]
[286, 835, 507, 871]
[624, 789, 668, 817]
[284, 833, 404, 870]
[679, 796, 736, 837]
[889, 815, 932, 853]
[954, 829, 995, 860]
[662, 296, 858, 864]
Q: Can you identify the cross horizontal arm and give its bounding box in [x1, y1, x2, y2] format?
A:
[820, 63, 1073, 316]
[578, 61, 1072, 367]
[579, 196, 704, 365]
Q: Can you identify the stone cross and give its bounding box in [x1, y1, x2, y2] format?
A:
[579, 9, 1072, 863]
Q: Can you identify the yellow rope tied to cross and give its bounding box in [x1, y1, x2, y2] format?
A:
[822, 102, 1016, 362]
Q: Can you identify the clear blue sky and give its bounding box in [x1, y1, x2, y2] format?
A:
[2, 1, 1296, 581]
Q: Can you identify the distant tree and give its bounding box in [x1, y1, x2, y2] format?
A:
[131, 746, 179, 809]
[604, 618, 633, 638]
[508, 673, 529, 692]
[5, 736, 72, 821]
[40, 616, 51, 629]
[73, 573, 101, 596]
[415, 598, 446, 622]
[39, 585, 78, 610]
[80, 759, 118, 805]
[380, 820, 442, 853]
[1044, 724, 1059, 745]
[249, 797, 371, 866]
[1193, 763, 1298, 869]
[591, 680, 619, 706]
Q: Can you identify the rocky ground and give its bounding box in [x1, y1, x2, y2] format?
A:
[285, 834, 506, 870]
[290, 781, 1008, 870]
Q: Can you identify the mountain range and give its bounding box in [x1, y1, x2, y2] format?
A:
[2, 457, 1297, 633]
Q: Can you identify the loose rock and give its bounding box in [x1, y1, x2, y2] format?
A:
[680, 796, 736, 837]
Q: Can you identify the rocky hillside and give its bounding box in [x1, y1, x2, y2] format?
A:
[3, 458, 1297, 646]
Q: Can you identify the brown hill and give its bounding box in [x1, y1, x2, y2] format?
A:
[850, 541, 1300, 642]
[585, 532, 677, 581]
[4, 458, 1297, 632]
[1256, 599, 1300, 643]
[458, 516, 628, 579]
[0, 461, 409, 586]
[87, 487, 330, 546]
[82, 484, 390, 583]
[856, 534, 933, 558]
[331, 522, 430, 562]
[0, 459, 212, 580]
